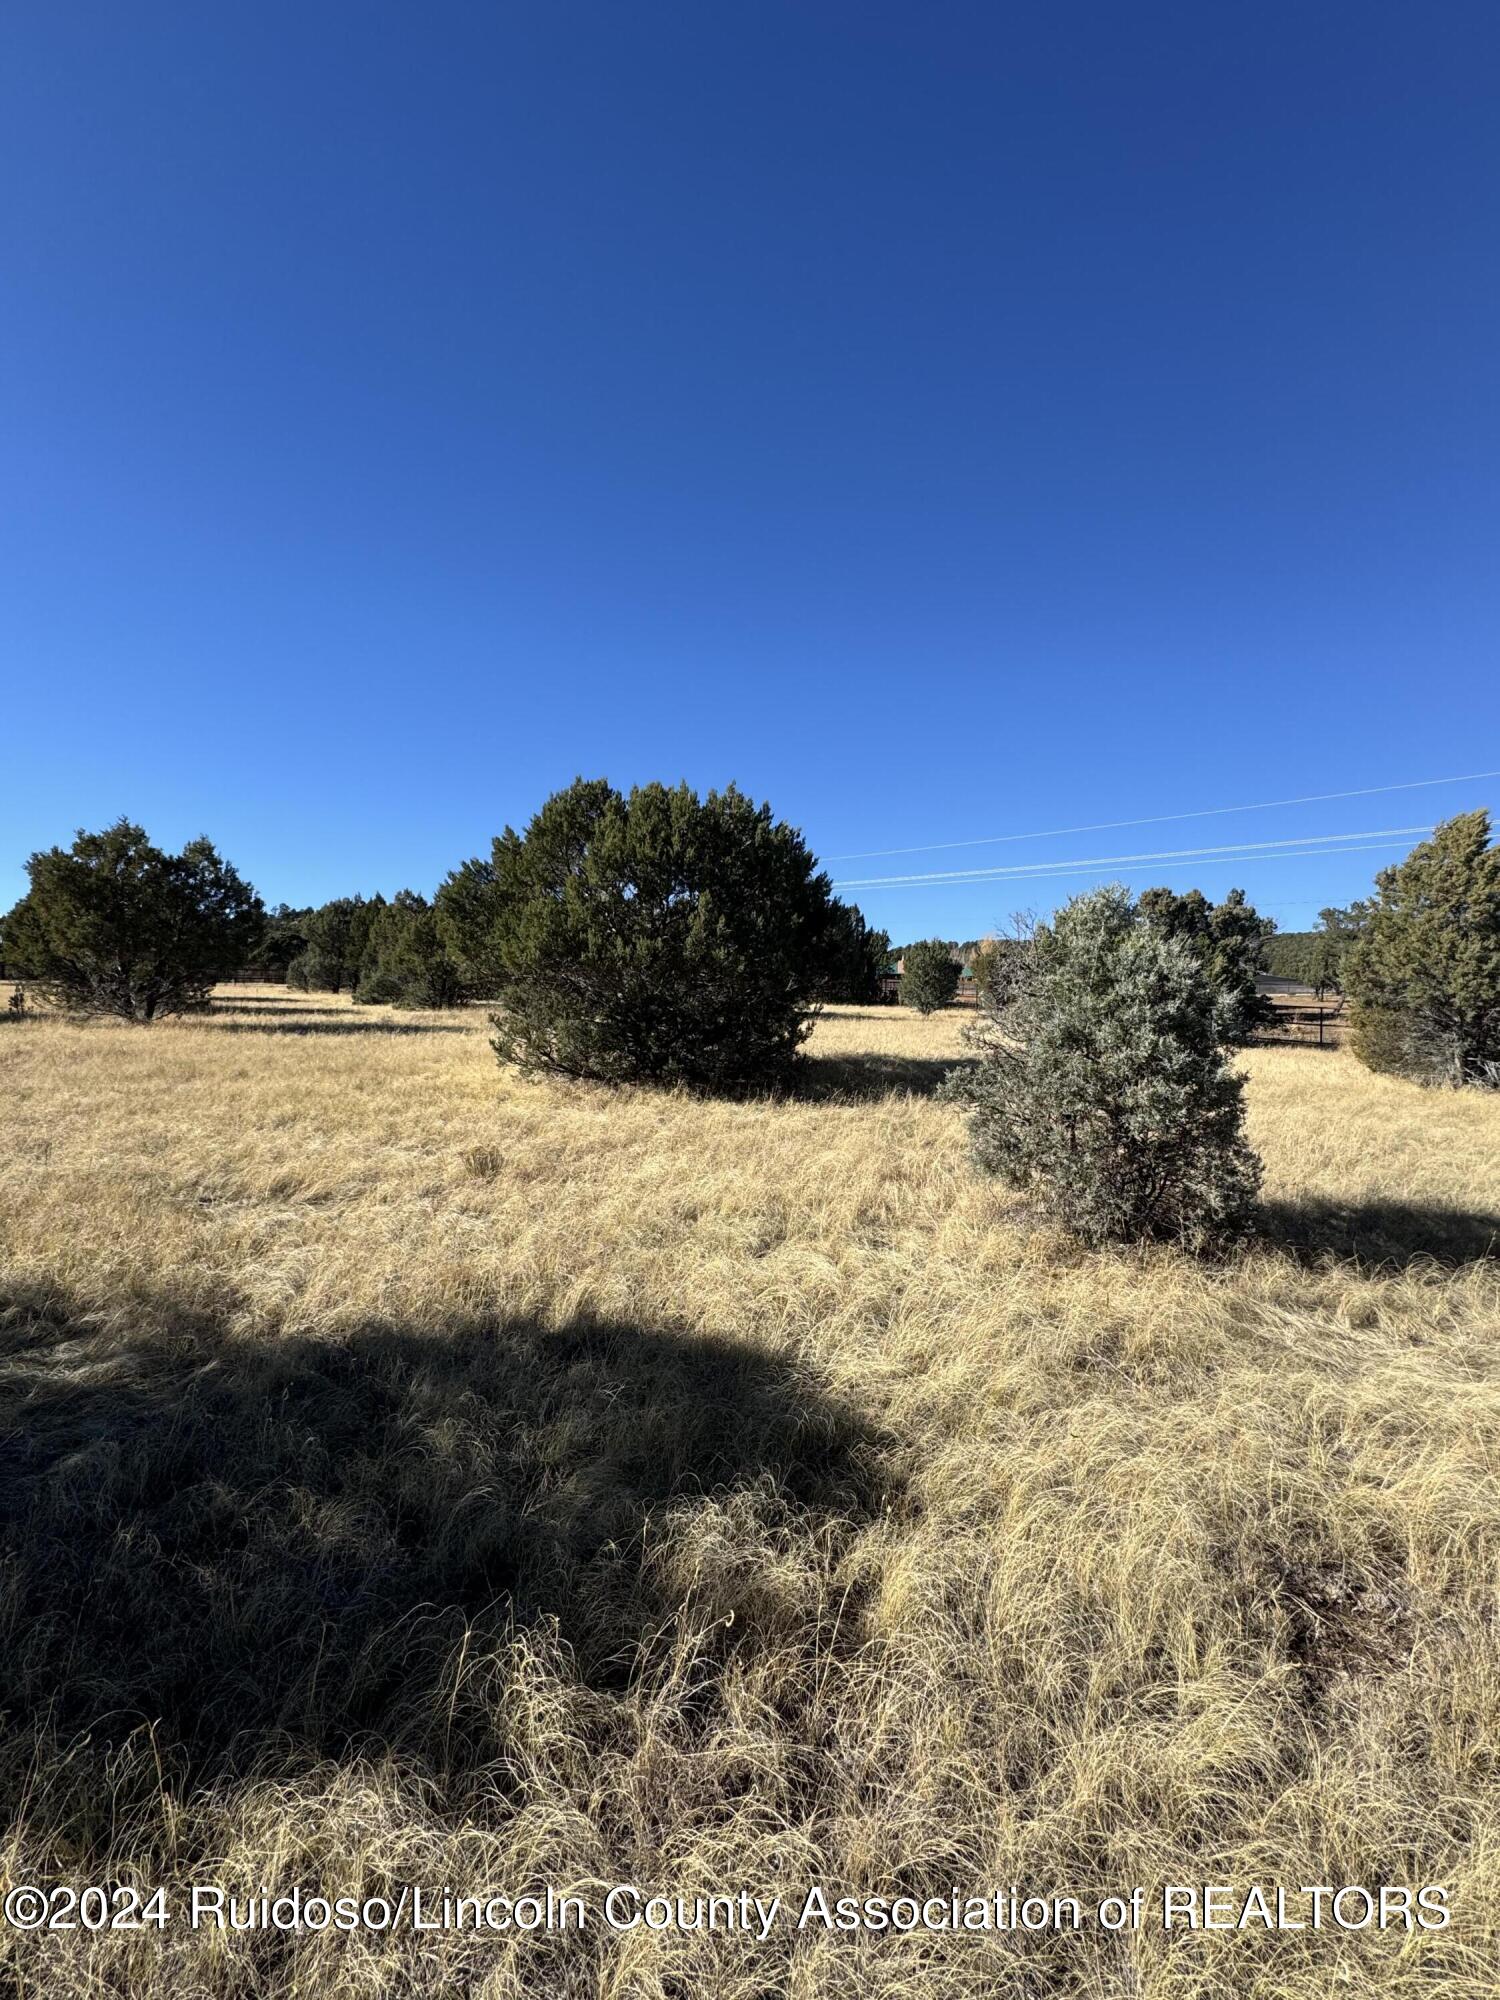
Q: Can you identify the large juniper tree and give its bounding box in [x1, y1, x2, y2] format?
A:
[1345, 810, 1500, 1087]
[945, 885, 1261, 1249]
[434, 854, 506, 995]
[355, 890, 466, 1007]
[1, 820, 263, 1021]
[255, 904, 313, 982]
[901, 938, 960, 1014]
[448, 778, 842, 1090]
[289, 894, 383, 993]
[814, 901, 891, 1004]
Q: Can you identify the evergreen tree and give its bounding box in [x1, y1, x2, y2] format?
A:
[815, 901, 891, 1003]
[434, 855, 507, 995]
[1, 820, 262, 1021]
[286, 946, 339, 992]
[944, 885, 1261, 1248]
[1260, 930, 1320, 983]
[355, 890, 466, 1007]
[295, 894, 384, 991]
[1137, 885, 1274, 1042]
[901, 938, 960, 1014]
[1308, 904, 1363, 998]
[255, 904, 312, 981]
[469, 777, 841, 1089]
[1345, 811, 1500, 1086]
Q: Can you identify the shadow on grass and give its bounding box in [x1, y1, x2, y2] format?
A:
[204, 1019, 471, 1036]
[0, 1281, 892, 1844]
[1259, 1195, 1500, 1272]
[796, 1052, 975, 1103]
[208, 1001, 351, 1017]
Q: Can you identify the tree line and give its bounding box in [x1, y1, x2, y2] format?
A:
[0, 782, 890, 1069]
[1259, 908, 1365, 994]
[3, 792, 1496, 1246]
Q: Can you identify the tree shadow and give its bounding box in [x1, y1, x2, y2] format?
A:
[208, 1001, 351, 1017]
[203, 1019, 471, 1036]
[796, 1052, 975, 1103]
[1259, 1195, 1500, 1271]
[0, 1281, 892, 1843]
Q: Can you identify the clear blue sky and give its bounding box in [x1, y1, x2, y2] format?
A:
[3, 2, 1497, 937]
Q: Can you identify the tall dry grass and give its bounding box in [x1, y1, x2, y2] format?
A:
[1, 989, 1498, 1996]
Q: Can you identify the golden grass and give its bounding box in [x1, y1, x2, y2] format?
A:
[2, 989, 1498, 1996]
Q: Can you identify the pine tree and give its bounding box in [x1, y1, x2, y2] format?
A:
[465, 777, 841, 1090]
[286, 946, 339, 993]
[944, 885, 1262, 1248]
[1, 820, 262, 1021]
[434, 856, 507, 995]
[355, 891, 466, 1007]
[1345, 811, 1500, 1086]
[298, 895, 383, 992]
[814, 901, 891, 1003]
[1308, 905, 1363, 998]
[256, 905, 313, 981]
[901, 938, 960, 1014]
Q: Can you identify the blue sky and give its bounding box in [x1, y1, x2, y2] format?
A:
[3, 2, 1497, 937]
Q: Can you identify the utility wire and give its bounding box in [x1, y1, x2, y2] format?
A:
[833, 824, 1432, 890]
[837, 838, 1412, 891]
[824, 768, 1500, 862]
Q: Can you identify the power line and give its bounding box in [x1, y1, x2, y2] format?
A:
[824, 768, 1500, 862]
[832, 824, 1432, 889]
[838, 838, 1412, 892]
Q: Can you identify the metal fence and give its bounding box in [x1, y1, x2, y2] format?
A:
[1250, 1004, 1346, 1048]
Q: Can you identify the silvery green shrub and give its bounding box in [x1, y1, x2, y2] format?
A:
[944, 885, 1261, 1250]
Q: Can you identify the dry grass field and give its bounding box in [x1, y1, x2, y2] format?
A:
[2, 988, 1499, 1998]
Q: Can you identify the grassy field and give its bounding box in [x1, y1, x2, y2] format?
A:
[2, 989, 1498, 1998]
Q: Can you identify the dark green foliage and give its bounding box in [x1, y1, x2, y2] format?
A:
[1346, 1001, 1417, 1080]
[1310, 906, 1362, 997]
[355, 890, 467, 1008]
[464, 777, 841, 1089]
[893, 938, 982, 961]
[815, 902, 891, 1003]
[1, 821, 262, 1022]
[1310, 923, 1344, 998]
[300, 900, 357, 989]
[434, 856, 505, 995]
[297, 895, 384, 992]
[1260, 907, 1360, 996]
[286, 946, 339, 993]
[1137, 885, 1274, 1042]
[944, 886, 1262, 1249]
[255, 904, 313, 981]
[1346, 811, 1500, 1087]
[901, 939, 960, 1014]
[1259, 930, 1321, 984]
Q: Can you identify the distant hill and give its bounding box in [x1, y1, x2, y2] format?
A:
[1261, 931, 1326, 985]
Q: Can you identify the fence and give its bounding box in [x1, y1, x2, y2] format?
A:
[877, 974, 979, 1006]
[1250, 1004, 1346, 1049]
